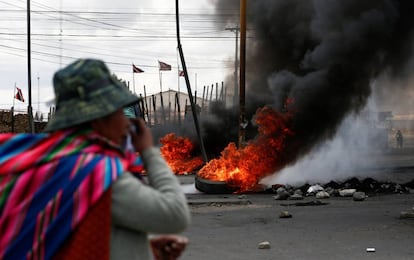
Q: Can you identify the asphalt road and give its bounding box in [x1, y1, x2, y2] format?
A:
[180, 192, 414, 260]
[177, 148, 414, 260]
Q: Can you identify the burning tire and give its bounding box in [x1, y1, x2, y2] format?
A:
[194, 175, 237, 194]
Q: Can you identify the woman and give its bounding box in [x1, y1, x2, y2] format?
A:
[0, 59, 191, 259]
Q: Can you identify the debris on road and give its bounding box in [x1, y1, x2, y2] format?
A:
[316, 191, 330, 199]
[281, 200, 329, 207]
[258, 241, 271, 249]
[400, 210, 414, 219]
[289, 194, 304, 200]
[307, 184, 324, 194]
[353, 191, 366, 201]
[279, 211, 292, 218]
[339, 189, 357, 197]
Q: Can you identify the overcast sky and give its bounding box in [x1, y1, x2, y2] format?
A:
[0, 0, 238, 114]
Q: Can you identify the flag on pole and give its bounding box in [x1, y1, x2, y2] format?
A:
[132, 64, 144, 73]
[15, 87, 24, 102]
[178, 70, 185, 77]
[158, 61, 172, 71]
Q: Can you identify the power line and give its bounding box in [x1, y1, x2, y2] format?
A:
[0, 32, 237, 39]
[0, 0, 236, 92]
[0, 43, 233, 71]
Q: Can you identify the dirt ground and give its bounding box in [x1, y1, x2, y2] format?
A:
[178, 148, 414, 260]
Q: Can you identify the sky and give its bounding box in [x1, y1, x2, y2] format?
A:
[0, 0, 237, 116]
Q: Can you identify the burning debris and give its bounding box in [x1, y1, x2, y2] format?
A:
[197, 105, 294, 192]
[195, 175, 237, 194]
[160, 133, 204, 174]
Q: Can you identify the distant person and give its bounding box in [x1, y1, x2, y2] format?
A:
[0, 58, 191, 260]
[396, 129, 403, 148]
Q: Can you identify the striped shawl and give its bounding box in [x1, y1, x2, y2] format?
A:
[0, 128, 143, 259]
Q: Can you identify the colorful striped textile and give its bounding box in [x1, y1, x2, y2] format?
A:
[0, 128, 143, 260]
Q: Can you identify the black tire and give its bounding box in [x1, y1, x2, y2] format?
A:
[194, 175, 237, 194]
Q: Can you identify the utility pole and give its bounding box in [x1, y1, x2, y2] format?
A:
[225, 27, 239, 107]
[59, 0, 62, 68]
[176, 0, 208, 163]
[37, 73, 40, 112]
[27, 0, 34, 133]
[238, 0, 247, 148]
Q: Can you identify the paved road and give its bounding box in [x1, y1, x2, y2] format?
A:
[177, 148, 414, 260]
[180, 192, 414, 260]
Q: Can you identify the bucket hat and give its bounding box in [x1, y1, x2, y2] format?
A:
[44, 58, 139, 132]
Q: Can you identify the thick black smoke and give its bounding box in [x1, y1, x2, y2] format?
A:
[203, 0, 414, 166]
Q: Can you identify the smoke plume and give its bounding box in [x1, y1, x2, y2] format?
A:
[205, 0, 414, 168]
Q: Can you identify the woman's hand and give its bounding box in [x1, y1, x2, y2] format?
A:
[129, 118, 153, 153]
[150, 234, 189, 260]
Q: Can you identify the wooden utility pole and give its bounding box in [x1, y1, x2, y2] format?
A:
[238, 0, 247, 148]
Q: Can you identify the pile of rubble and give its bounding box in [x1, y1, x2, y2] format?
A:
[269, 177, 414, 201]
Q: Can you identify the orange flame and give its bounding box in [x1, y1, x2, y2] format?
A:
[198, 105, 294, 192]
[160, 133, 204, 174]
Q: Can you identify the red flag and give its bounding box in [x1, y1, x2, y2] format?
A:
[158, 61, 171, 71]
[15, 87, 24, 102]
[132, 64, 144, 73]
[178, 70, 185, 77]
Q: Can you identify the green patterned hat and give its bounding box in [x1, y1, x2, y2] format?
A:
[44, 58, 139, 132]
